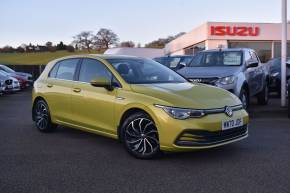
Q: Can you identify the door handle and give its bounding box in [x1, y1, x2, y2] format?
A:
[73, 88, 81, 93]
[47, 83, 53, 88]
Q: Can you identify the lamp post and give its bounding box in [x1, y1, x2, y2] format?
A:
[281, 0, 287, 107]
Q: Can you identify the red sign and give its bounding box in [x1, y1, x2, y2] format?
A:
[210, 26, 260, 36]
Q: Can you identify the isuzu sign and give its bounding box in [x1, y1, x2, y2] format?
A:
[210, 26, 260, 36]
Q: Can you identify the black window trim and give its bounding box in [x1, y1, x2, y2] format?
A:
[75, 57, 122, 88]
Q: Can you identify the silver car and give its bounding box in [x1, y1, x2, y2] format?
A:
[0, 70, 20, 92]
[177, 48, 269, 109]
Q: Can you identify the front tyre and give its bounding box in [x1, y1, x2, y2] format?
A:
[239, 88, 249, 110]
[121, 112, 160, 159]
[33, 99, 57, 132]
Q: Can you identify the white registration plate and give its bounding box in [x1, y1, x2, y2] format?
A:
[7, 85, 13, 89]
[222, 118, 243, 130]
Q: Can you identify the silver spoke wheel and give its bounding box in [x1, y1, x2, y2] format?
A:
[241, 93, 247, 109]
[35, 102, 48, 130]
[124, 118, 159, 156]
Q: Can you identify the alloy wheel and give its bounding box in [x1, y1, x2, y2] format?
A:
[124, 118, 159, 156]
[34, 101, 49, 130]
[241, 92, 248, 109]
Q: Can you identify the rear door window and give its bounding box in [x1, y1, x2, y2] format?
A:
[55, 59, 79, 80]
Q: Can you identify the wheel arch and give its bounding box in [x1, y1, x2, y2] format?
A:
[117, 105, 158, 142]
[32, 96, 47, 121]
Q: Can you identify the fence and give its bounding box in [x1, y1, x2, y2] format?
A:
[5, 64, 46, 80]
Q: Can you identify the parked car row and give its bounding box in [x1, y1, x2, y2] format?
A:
[0, 64, 33, 95]
[154, 48, 270, 109]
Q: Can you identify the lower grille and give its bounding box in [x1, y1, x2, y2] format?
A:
[5, 79, 12, 85]
[175, 125, 248, 147]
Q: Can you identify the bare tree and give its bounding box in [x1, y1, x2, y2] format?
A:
[119, 41, 135, 48]
[94, 28, 119, 49]
[73, 31, 94, 52]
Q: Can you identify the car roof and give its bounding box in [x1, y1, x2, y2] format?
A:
[53, 54, 145, 62]
[154, 55, 194, 59]
[201, 48, 255, 52]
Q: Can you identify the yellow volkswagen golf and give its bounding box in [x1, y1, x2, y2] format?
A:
[32, 55, 249, 159]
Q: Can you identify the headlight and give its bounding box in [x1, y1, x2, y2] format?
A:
[216, 76, 236, 85]
[270, 72, 279, 77]
[154, 105, 205, 119]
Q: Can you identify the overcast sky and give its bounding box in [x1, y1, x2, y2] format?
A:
[0, 0, 287, 47]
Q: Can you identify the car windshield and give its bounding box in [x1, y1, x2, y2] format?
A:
[107, 58, 187, 84]
[0, 70, 9, 76]
[189, 51, 243, 67]
[0, 65, 15, 73]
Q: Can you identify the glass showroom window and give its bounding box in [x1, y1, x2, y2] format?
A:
[228, 41, 272, 63]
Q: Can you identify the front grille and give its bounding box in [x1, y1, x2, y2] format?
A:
[189, 77, 219, 85]
[5, 79, 12, 85]
[175, 125, 248, 147]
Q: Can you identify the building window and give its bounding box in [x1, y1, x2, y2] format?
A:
[228, 41, 272, 62]
[273, 41, 290, 58]
[184, 41, 205, 55]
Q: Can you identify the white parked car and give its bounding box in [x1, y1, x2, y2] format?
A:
[0, 70, 20, 92]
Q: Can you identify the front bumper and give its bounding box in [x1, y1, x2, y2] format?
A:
[151, 107, 249, 152]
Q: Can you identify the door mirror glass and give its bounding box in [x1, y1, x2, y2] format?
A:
[247, 61, 258, 68]
[90, 77, 113, 91]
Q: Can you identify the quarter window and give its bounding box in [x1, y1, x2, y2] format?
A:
[79, 59, 112, 83]
[244, 51, 251, 63]
[55, 59, 79, 80]
[48, 63, 59, 78]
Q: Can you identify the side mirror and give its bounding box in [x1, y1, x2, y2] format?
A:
[247, 61, 259, 68]
[177, 62, 186, 70]
[90, 77, 114, 91]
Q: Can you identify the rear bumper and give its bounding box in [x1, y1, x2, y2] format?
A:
[174, 125, 248, 147]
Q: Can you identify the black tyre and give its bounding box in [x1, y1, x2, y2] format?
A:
[33, 99, 57, 132]
[257, 84, 269, 105]
[239, 88, 249, 110]
[121, 112, 160, 159]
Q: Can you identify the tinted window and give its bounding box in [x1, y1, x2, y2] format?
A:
[79, 59, 112, 83]
[168, 57, 181, 68]
[250, 52, 259, 62]
[244, 51, 251, 63]
[55, 59, 79, 80]
[154, 57, 167, 66]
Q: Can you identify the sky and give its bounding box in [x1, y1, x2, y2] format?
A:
[0, 0, 288, 47]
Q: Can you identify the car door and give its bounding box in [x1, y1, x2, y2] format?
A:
[45, 58, 79, 123]
[244, 51, 258, 95]
[251, 51, 264, 94]
[71, 58, 118, 134]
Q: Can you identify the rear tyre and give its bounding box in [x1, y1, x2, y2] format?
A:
[239, 88, 249, 110]
[121, 112, 160, 159]
[33, 99, 57, 132]
[257, 84, 269, 105]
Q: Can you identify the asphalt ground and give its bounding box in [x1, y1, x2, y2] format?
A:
[0, 90, 290, 193]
